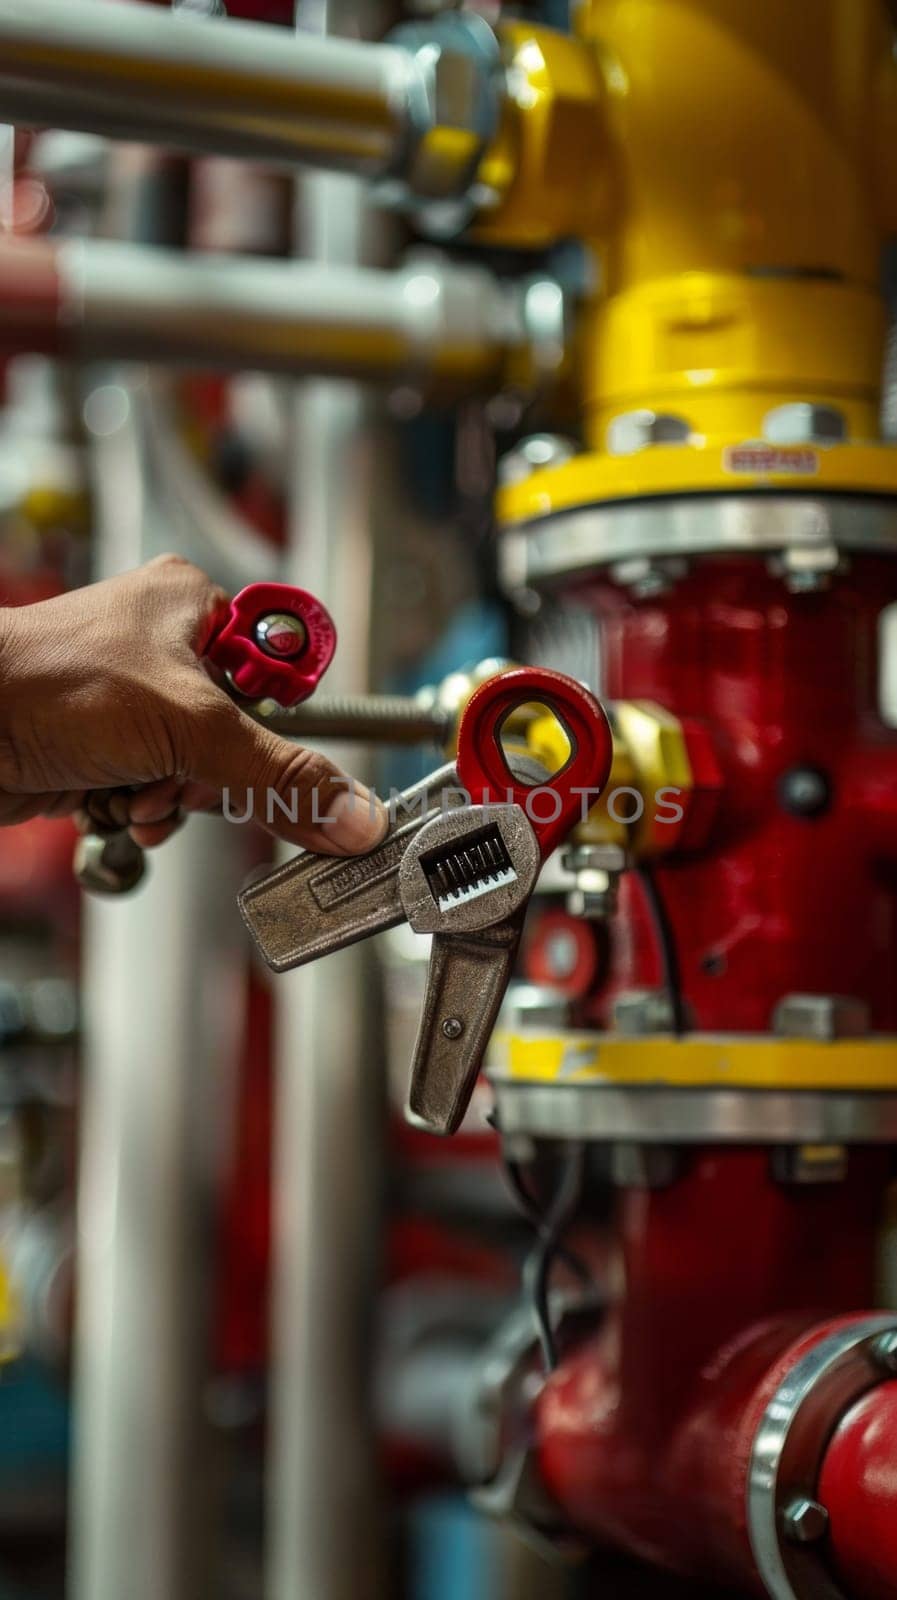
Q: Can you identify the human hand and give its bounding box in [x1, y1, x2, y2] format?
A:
[0, 554, 387, 855]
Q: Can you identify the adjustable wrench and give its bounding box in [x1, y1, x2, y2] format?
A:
[239, 666, 613, 1135]
[74, 581, 337, 895]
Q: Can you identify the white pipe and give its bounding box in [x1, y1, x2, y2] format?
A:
[0, 0, 419, 174]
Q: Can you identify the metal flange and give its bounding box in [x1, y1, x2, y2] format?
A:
[498, 494, 897, 593]
[748, 1316, 897, 1600]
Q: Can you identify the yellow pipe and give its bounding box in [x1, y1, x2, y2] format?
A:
[477, 0, 897, 504]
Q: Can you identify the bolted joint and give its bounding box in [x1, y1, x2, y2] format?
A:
[386, 12, 503, 212]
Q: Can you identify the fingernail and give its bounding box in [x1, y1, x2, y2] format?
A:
[323, 781, 388, 853]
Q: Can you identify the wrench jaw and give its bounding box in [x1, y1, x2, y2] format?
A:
[405, 913, 526, 1137]
[397, 804, 539, 936]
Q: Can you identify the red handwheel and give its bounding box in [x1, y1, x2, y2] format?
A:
[456, 666, 614, 858]
[208, 581, 337, 706]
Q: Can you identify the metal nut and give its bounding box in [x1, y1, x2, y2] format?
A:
[498, 982, 570, 1032]
[389, 12, 502, 202]
[770, 543, 843, 593]
[612, 988, 676, 1035]
[498, 433, 577, 486]
[609, 556, 689, 598]
[763, 403, 847, 446]
[781, 1497, 830, 1546]
[872, 1329, 897, 1376]
[773, 993, 869, 1042]
[607, 410, 691, 456]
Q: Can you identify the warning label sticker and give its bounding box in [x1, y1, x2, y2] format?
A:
[723, 444, 820, 477]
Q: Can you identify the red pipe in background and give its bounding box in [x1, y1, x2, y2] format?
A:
[532, 1150, 892, 1591]
[818, 1377, 897, 1600]
[0, 239, 63, 357]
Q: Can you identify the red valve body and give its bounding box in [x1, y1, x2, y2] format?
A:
[516, 555, 897, 1590]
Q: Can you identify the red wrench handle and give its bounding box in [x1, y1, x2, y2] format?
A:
[456, 666, 613, 859]
[208, 581, 337, 706]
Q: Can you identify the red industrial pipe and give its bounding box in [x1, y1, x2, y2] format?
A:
[532, 1150, 892, 1590]
[818, 1377, 897, 1600]
[0, 239, 62, 357]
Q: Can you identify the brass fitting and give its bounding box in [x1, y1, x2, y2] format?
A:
[527, 698, 721, 860]
[472, 21, 608, 251]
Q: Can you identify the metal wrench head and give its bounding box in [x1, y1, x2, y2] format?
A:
[398, 803, 539, 935]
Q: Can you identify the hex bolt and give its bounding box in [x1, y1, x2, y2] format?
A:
[442, 1016, 464, 1040]
[872, 1329, 897, 1376]
[498, 434, 577, 486]
[254, 611, 308, 660]
[607, 410, 691, 456]
[782, 1498, 830, 1546]
[763, 403, 848, 445]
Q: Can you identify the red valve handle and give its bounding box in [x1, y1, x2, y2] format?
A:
[208, 582, 337, 706]
[456, 666, 613, 860]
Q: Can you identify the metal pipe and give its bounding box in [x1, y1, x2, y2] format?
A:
[70, 373, 248, 1600]
[0, 0, 419, 174]
[266, 5, 391, 1597]
[256, 692, 450, 745]
[0, 238, 521, 392]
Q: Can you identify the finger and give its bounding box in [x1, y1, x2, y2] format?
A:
[127, 777, 185, 825]
[185, 689, 387, 855]
[130, 813, 184, 849]
[145, 554, 231, 659]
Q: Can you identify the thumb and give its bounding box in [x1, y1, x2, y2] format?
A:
[186, 694, 388, 854]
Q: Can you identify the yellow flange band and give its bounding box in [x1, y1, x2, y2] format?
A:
[496, 440, 897, 525]
[489, 1030, 897, 1091]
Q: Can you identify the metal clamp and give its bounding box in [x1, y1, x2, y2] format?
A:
[748, 1314, 897, 1600]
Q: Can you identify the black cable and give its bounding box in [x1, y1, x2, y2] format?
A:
[520, 1142, 587, 1372]
[636, 864, 687, 1035]
[504, 1156, 592, 1287]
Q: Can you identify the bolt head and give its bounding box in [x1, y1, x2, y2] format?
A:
[872, 1330, 897, 1376]
[763, 403, 847, 446]
[442, 1016, 464, 1040]
[782, 1498, 830, 1546]
[607, 410, 691, 456]
[778, 765, 831, 819]
[498, 433, 577, 487]
[254, 612, 307, 660]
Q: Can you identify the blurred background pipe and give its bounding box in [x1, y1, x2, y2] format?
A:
[265, 0, 392, 1594]
[0, 0, 420, 174]
[0, 238, 522, 392]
